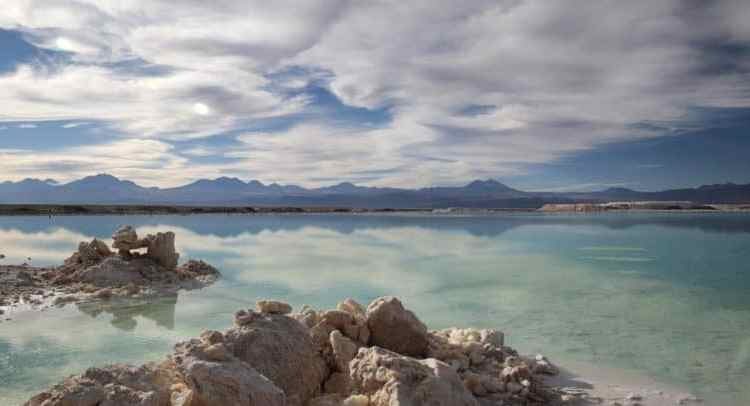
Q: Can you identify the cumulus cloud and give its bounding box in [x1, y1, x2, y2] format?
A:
[0, 1, 749, 186]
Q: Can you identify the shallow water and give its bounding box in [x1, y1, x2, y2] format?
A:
[1, 212, 749, 405]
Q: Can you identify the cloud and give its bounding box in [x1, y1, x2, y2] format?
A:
[0, 138, 196, 186]
[0, 1, 749, 186]
[17, 123, 37, 129]
[61, 121, 90, 129]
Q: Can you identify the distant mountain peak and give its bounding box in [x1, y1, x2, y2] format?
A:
[603, 187, 635, 193]
[214, 176, 247, 185]
[86, 173, 120, 181]
[0, 173, 748, 206]
[465, 179, 513, 190]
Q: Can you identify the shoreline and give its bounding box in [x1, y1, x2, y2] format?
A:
[0, 302, 711, 406]
[15, 296, 710, 406]
[543, 358, 705, 405]
[0, 203, 748, 216]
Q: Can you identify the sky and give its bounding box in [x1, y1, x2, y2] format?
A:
[0, 0, 749, 191]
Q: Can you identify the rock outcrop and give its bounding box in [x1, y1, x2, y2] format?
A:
[25, 296, 565, 406]
[0, 226, 219, 314]
[350, 347, 479, 406]
[112, 226, 179, 270]
[25, 363, 176, 406]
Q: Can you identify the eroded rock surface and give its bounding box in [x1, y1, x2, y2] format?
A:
[171, 334, 286, 406]
[227, 309, 329, 405]
[0, 226, 219, 315]
[26, 296, 569, 406]
[366, 296, 429, 357]
[350, 346, 478, 406]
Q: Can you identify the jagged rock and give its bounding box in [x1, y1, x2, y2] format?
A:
[24, 363, 175, 406]
[172, 338, 286, 406]
[366, 296, 429, 357]
[349, 346, 479, 406]
[224, 312, 328, 406]
[146, 232, 179, 271]
[112, 226, 144, 255]
[26, 296, 565, 406]
[330, 330, 359, 372]
[177, 260, 219, 279]
[337, 298, 366, 319]
[257, 299, 293, 315]
[68, 238, 113, 267]
[71, 256, 157, 287]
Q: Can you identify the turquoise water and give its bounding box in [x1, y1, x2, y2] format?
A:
[1, 213, 749, 405]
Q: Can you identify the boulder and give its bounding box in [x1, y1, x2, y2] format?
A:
[224, 312, 328, 406]
[349, 347, 478, 406]
[24, 363, 174, 406]
[172, 338, 286, 406]
[330, 330, 359, 373]
[366, 296, 429, 357]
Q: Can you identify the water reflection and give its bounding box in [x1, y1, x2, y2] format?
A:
[0, 213, 749, 405]
[77, 295, 179, 331]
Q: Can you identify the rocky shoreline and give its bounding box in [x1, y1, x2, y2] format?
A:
[24, 296, 579, 406]
[0, 226, 219, 318]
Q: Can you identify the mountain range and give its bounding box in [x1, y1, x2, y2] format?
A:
[0, 174, 748, 208]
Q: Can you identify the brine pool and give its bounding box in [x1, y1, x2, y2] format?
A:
[1, 213, 749, 405]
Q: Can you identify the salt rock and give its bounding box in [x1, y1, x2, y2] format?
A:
[24, 364, 173, 406]
[309, 394, 345, 406]
[173, 339, 285, 406]
[257, 299, 293, 315]
[343, 395, 370, 406]
[224, 312, 329, 406]
[350, 346, 479, 406]
[322, 310, 356, 330]
[74, 238, 113, 266]
[330, 329, 359, 372]
[337, 298, 366, 318]
[324, 372, 350, 395]
[112, 226, 138, 249]
[366, 296, 429, 357]
[73, 257, 153, 287]
[146, 232, 179, 271]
